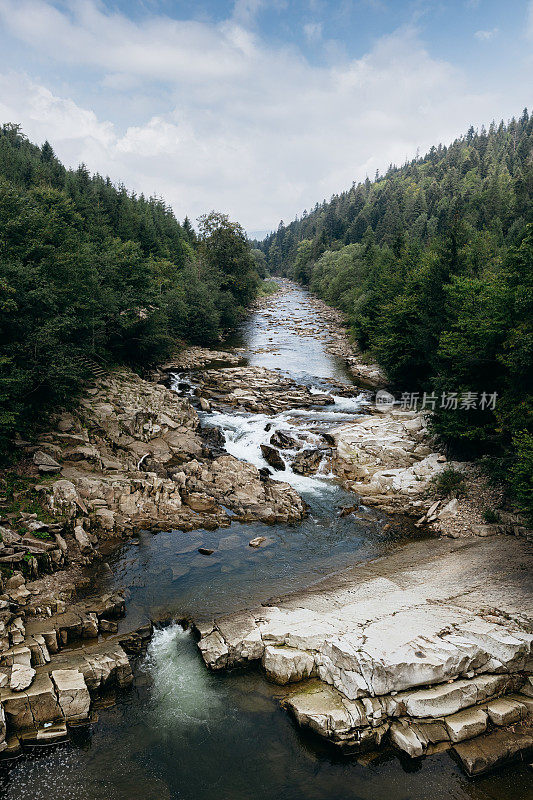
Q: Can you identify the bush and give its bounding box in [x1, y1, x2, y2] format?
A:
[257, 279, 279, 296]
[510, 430, 533, 522]
[482, 508, 501, 523]
[431, 466, 467, 498]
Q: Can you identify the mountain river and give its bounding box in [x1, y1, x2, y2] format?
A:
[0, 285, 529, 799]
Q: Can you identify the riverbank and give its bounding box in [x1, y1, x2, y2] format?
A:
[187, 281, 533, 775]
[270, 281, 531, 537]
[196, 533, 533, 774]
[0, 363, 308, 753]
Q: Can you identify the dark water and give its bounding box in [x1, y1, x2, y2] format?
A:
[2, 285, 530, 799]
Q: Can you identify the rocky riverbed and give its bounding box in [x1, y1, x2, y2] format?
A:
[0, 364, 307, 754]
[196, 534, 533, 775]
[0, 279, 531, 790]
[189, 280, 533, 777]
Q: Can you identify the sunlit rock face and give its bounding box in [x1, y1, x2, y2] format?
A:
[196, 534, 533, 770]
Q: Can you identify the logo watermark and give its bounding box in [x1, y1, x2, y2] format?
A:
[375, 390, 498, 412]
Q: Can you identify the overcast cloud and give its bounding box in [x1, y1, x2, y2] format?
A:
[0, 0, 531, 234]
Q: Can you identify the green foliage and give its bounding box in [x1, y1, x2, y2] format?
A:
[251, 248, 268, 279]
[431, 467, 468, 499]
[197, 212, 259, 308]
[510, 431, 533, 522]
[32, 530, 51, 540]
[257, 279, 279, 297]
[0, 473, 57, 523]
[262, 112, 533, 516]
[483, 508, 501, 523]
[0, 127, 259, 455]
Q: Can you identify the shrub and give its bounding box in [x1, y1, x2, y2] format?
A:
[510, 431, 533, 522]
[482, 508, 501, 523]
[431, 466, 467, 498]
[33, 530, 51, 540]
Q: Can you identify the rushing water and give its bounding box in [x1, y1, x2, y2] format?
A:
[1, 285, 530, 799]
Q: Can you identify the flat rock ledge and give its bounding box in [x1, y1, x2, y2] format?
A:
[0, 591, 150, 756]
[195, 535, 533, 775]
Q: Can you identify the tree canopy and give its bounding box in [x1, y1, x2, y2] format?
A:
[260, 112, 533, 518]
[0, 125, 259, 454]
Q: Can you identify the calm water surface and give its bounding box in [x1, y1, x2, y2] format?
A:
[1, 285, 529, 799]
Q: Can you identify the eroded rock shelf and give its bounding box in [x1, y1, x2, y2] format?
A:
[196, 534, 533, 775]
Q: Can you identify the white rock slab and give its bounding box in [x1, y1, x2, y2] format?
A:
[51, 669, 90, 720]
[444, 707, 488, 742]
[10, 664, 35, 692]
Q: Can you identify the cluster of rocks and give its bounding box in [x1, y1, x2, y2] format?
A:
[176, 455, 305, 523]
[22, 369, 305, 546]
[159, 346, 243, 372]
[259, 426, 333, 477]
[330, 409, 455, 516]
[0, 588, 144, 755]
[0, 364, 310, 755]
[195, 535, 533, 775]
[328, 408, 532, 539]
[188, 365, 334, 415]
[0, 522, 67, 579]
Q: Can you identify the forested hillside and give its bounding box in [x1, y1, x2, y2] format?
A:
[261, 112, 533, 517]
[0, 124, 261, 455]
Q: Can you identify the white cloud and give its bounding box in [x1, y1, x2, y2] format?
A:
[303, 21, 323, 42]
[475, 28, 498, 41]
[0, 72, 114, 161]
[0, 0, 249, 83]
[0, 1, 526, 231]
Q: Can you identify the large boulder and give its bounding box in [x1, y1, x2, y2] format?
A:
[269, 430, 297, 450]
[9, 664, 35, 691]
[260, 444, 285, 471]
[444, 707, 488, 742]
[74, 524, 93, 553]
[33, 451, 61, 473]
[51, 669, 90, 720]
[262, 645, 315, 684]
[453, 727, 533, 776]
[49, 480, 80, 518]
[1, 672, 62, 729]
[291, 448, 325, 476]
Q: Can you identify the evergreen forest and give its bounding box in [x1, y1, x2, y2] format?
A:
[0, 124, 262, 454]
[260, 113, 533, 517]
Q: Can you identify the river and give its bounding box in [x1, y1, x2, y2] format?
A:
[1, 285, 529, 799]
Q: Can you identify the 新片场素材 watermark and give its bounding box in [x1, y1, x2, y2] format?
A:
[375, 389, 497, 412]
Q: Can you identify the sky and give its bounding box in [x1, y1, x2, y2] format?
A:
[0, 1, 531, 237]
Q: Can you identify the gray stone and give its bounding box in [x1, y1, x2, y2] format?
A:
[260, 444, 285, 471]
[33, 451, 60, 468]
[51, 669, 91, 720]
[389, 720, 425, 757]
[444, 707, 488, 742]
[20, 720, 68, 743]
[262, 645, 315, 684]
[74, 524, 93, 552]
[9, 664, 35, 692]
[1, 672, 62, 729]
[453, 727, 533, 776]
[486, 697, 526, 726]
